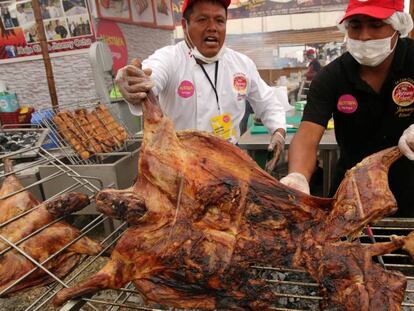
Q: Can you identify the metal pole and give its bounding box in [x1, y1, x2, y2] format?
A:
[410, 0, 414, 38]
[31, 0, 59, 109]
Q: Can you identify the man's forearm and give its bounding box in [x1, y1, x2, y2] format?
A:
[287, 131, 320, 181]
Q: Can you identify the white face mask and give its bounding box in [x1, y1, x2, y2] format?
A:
[346, 32, 398, 67]
[184, 20, 226, 64]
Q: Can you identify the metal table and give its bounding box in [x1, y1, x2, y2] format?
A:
[238, 129, 338, 196]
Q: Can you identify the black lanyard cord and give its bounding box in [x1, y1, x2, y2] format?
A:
[198, 61, 219, 112]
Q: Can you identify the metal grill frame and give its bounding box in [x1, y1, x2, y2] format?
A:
[51, 219, 414, 311]
[36, 101, 141, 165]
[0, 146, 115, 311]
[1, 147, 414, 310]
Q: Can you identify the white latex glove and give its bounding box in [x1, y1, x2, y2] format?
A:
[399, 124, 414, 160]
[279, 172, 310, 194]
[115, 64, 154, 105]
[265, 131, 285, 173]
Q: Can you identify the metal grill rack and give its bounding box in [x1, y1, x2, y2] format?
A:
[2, 147, 414, 310]
[36, 101, 141, 165]
[52, 219, 414, 311]
[0, 146, 121, 311]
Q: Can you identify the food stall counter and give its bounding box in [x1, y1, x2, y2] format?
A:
[238, 128, 338, 197]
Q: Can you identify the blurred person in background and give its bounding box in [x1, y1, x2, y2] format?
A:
[280, 0, 414, 217]
[115, 0, 288, 173]
[304, 48, 322, 82]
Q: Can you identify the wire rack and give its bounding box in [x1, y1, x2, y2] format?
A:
[35, 101, 141, 165]
[49, 219, 414, 311]
[1, 147, 414, 310]
[0, 146, 123, 311]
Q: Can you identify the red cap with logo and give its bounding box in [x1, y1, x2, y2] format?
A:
[182, 0, 231, 15]
[339, 0, 404, 24]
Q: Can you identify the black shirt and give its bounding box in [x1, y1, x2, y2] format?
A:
[303, 38, 414, 216]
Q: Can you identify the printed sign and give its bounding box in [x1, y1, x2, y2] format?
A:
[95, 0, 174, 29]
[96, 19, 128, 73]
[172, 0, 347, 26]
[0, 0, 94, 62]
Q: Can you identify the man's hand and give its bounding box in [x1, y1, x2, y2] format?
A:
[265, 131, 285, 173]
[279, 172, 310, 194]
[399, 124, 414, 160]
[115, 63, 154, 105]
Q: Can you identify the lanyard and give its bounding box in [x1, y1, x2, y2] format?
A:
[198, 61, 220, 112]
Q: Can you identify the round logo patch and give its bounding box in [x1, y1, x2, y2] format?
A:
[177, 80, 194, 98]
[337, 94, 358, 114]
[233, 73, 247, 94]
[392, 81, 414, 107]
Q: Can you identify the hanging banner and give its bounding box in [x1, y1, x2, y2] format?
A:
[94, 0, 175, 29]
[172, 0, 347, 25]
[96, 19, 127, 73]
[0, 0, 95, 62]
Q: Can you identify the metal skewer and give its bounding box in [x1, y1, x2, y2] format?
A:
[366, 225, 386, 269]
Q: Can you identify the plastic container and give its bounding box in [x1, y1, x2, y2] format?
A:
[295, 100, 307, 112]
[0, 107, 34, 128]
[31, 109, 58, 149]
[0, 93, 20, 112]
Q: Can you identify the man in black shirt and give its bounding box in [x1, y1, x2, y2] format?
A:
[280, 0, 414, 216]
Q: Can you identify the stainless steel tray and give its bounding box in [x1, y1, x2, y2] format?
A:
[0, 128, 50, 159]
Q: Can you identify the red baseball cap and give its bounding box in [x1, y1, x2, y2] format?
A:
[339, 0, 404, 24]
[182, 0, 231, 15]
[306, 49, 316, 56]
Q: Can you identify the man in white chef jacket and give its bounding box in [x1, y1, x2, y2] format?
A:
[116, 0, 287, 172]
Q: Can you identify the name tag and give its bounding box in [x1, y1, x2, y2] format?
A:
[210, 113, 236, 143]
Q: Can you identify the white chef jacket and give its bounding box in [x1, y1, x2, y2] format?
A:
[128, 40, 286, 141]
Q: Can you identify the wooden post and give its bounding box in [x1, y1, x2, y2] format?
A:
[31, 0, 59, 109]
[410, 0, 414, 38]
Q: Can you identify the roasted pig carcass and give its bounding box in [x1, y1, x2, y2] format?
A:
[54, 61, 414, 310]
[0, 160, 102, 296]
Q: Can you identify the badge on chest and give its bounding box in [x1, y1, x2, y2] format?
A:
[337, 94, 358, 114]
[393, 80, 414, 118]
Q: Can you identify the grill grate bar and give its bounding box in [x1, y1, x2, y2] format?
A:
[274, 292, 322, 301]
[0, 234, 69, 288]
[266, 279, 319, 287]
[0, 201, 106, 296]
[82, 298, 164, 310]
[0, 156, 51, 178]
[271, 308, 307, 311]
[0, 177, 94, 229]
[24, 221, 126, 311]
[106, 282, 135, 311]
[0, 217, 62, 256]
[0, 168, 69, 201]
[252, 265, 308, 273]
[41, 147, 102, 193]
